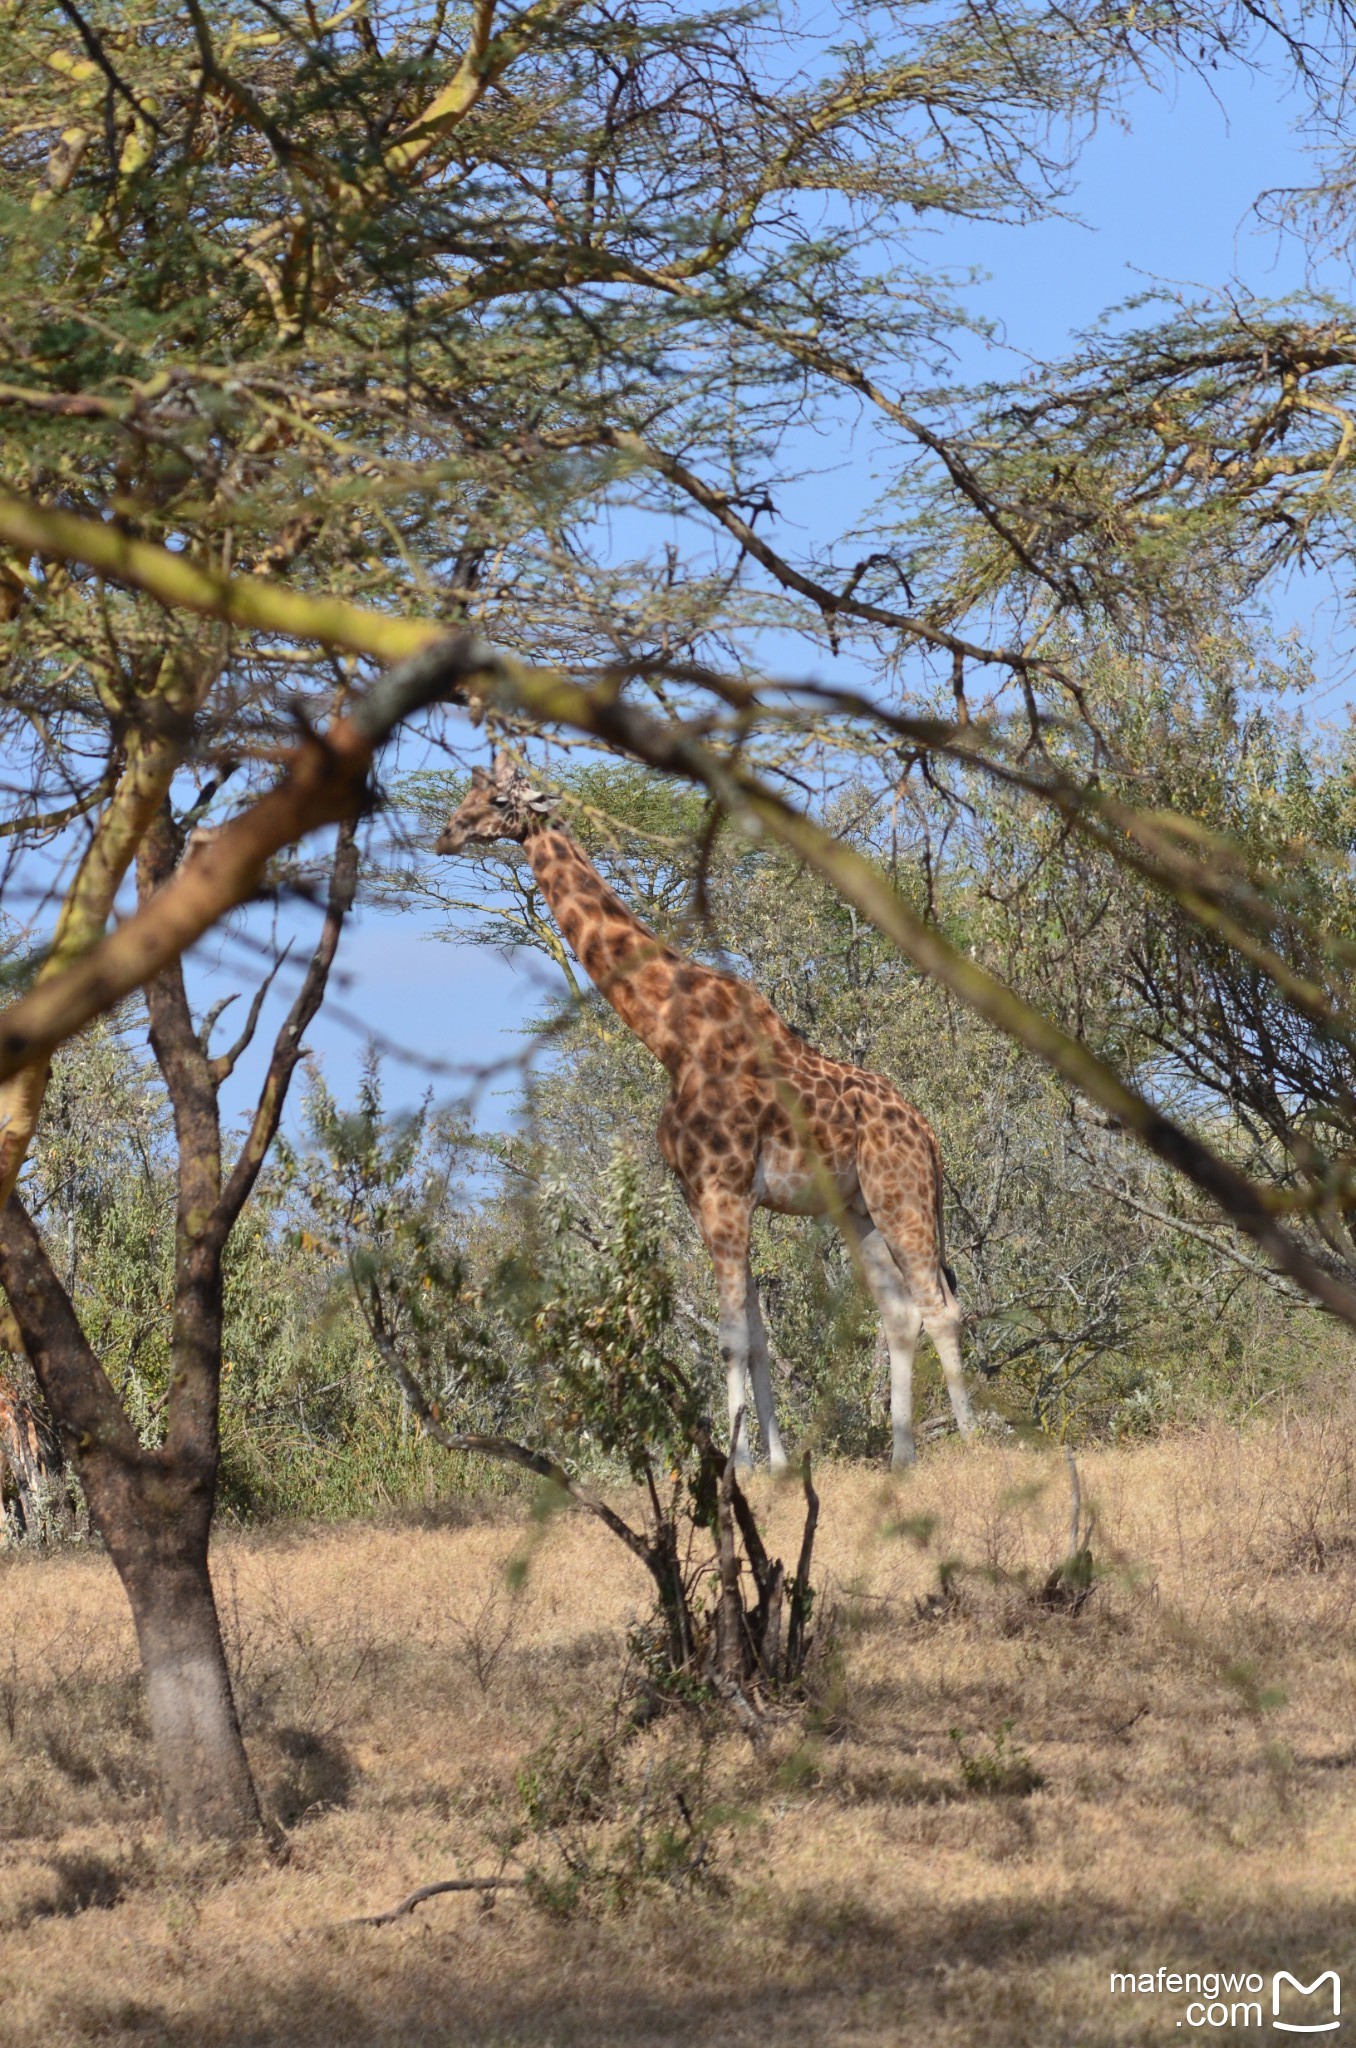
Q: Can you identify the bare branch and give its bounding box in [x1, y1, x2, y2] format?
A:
[217, 828, 356, 1229]
[205, 948, 289, 1083]
[342, 1877, 524, 1927]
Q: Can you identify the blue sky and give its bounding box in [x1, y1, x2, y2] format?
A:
[948, 63, 1316, 355]
[206, 49, 1341, 1144]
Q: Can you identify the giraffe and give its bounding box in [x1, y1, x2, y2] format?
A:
[436, 754, 976, 1470]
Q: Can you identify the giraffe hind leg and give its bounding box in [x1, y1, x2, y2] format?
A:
[841, 1212, 923, 1468]
[856, 1167, 976, 1446]
[927, 1291, 975, 1438]
[894, 1253, 975, 1440]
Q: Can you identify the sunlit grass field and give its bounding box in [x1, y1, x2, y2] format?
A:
[2, 1420, 1354, 2046]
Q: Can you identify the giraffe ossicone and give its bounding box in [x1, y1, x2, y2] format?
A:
[436, 757, 976, 1471]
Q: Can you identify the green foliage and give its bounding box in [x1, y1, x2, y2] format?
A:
[279, 1058, 706, 1477]
[525, 1150, 701, 1477]
[281, 1055, 537, 1425]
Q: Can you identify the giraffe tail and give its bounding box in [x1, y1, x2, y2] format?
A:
[930, 1130, 959, 1302]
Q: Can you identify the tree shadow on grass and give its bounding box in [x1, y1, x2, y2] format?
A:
[45, 1891, 1355, 2048]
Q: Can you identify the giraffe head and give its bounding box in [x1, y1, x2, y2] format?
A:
[434, 752, 557, 853]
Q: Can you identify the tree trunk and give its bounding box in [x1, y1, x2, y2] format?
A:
[0, 1194, 262, 1840]
[712, 1449, 747, 1681]
[120, 1539, 259, 1840]
[0, 819, 354, 1839]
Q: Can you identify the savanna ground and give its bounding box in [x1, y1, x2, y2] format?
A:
[2, 1420, 1355, 2048]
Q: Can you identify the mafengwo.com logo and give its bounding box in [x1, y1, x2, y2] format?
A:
[1109, 1967, 1341, 2033]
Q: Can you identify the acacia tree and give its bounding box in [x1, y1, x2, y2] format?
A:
[0, 0, 1192, 1534]
[2, 0, 1356, 1828]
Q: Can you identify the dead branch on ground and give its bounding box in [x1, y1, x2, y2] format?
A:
[342, 1876, 525, 1927]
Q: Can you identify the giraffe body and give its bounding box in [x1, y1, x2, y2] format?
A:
[437, 759, 975, 1469]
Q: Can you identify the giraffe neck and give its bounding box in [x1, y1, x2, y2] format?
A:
[525, 827, 689, 1070]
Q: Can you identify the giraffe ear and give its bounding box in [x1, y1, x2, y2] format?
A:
[526, 791, 556, 815]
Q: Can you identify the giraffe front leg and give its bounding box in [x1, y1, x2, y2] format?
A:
[695, 1190, 758, 1469]
[716, 1286, 757, 1466]
[746, 1267, 788, 1474]
[717, 1261, 754, 1470]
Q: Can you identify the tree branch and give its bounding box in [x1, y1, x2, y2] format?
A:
[0, 650, 220, 1209]
[217, 821, 358, 1234]
[1083, 1176, 1312, 1302]
[0, 491, 442, 663]
[0, 1194, 141, 1466]
[343, 1876, 524, 1927]
[205, 945, 290, 1083]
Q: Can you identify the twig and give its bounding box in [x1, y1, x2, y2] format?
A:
[1083, 1175, 1311, 1302]
[52, 0, 161, 126]
[1037, 1447, 1097, 1613]
[712, 1420, 748, 1683]
[786, 1453, 819, 1677]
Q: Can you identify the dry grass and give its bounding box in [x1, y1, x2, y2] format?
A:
[3, 1419, 1356, 2047]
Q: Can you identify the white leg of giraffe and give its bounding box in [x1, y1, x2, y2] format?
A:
[704, 1212, 757, 1474]
[700, 1196, 774, 1466]
[927, 1282, 976, 1438]
[715, 1258, 754, 1469]
[745, 1263, 788, 1474]
[841, 1210, 923, 1469]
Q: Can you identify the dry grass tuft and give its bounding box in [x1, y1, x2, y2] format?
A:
[3, 1422, 1355, 2045]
